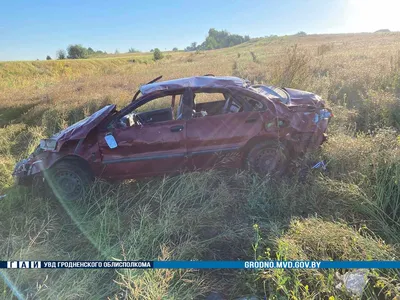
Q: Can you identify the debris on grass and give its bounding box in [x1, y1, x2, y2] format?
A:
[311, 160, 327, 170]
[335, 269, 369, 296]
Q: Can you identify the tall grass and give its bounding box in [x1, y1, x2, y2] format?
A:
[256, 218, 399, 299]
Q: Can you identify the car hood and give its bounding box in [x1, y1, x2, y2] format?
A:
[52, 104, 116, 150]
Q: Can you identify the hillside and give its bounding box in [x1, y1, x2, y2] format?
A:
[1, 32, 400, 299]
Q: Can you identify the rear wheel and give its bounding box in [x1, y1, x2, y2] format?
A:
[45, 161, 93, 202]
[246, 142, 288, 175]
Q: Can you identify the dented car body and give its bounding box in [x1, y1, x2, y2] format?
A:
[13, 76, 332, 200]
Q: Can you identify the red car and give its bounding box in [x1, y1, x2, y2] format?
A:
[13, 76, 332, 201]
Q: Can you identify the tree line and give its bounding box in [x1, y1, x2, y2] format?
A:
[46, 44, 164, 61]
[184, 28, 250, 51]
[47, 45, 145, 60]
[45, 45, 108, 60]
[43, 30, 311, 60]
[45, 28, 253, 60]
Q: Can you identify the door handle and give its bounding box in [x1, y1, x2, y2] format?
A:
[245, 118, 257, 123]
[170, 125, 184, 132]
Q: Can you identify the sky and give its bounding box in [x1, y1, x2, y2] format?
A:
[0, 0, 399, 61]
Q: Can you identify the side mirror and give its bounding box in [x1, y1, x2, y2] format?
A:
[105, 134, 118, 149]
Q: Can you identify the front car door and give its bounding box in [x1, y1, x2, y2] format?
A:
[98, 95, 187, 180]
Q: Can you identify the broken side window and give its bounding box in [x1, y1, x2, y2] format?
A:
[121, 95, 179, 127]
[193, 92, 242, 116]
[136, 95, 173, 113]
[245, 97, 266, 111]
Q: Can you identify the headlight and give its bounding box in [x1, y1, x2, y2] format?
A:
[39, 139, 57, 151]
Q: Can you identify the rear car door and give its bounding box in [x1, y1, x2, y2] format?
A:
[186, 92, 263, 170]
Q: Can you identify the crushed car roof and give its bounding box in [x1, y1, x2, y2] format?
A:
[139, 76, 248, 95]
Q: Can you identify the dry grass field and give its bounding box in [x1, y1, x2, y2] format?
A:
[1, 32, 400, 299]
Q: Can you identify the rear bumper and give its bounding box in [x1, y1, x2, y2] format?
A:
[286, 130, 328, 154]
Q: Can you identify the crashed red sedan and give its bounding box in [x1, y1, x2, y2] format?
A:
[13, 76, 332, 201]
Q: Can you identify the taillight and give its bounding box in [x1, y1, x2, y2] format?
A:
[313, 109, 332, 123]
[320, 109, 332, 119]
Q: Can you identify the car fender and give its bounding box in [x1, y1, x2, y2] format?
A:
[28, 152, 94, 177]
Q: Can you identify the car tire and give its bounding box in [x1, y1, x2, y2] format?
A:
[246, 141, 288, 175]
[45, 161, 93, 202]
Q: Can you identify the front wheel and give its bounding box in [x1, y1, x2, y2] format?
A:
[44, 161, 93, 202]
[246, 142, 288, 175]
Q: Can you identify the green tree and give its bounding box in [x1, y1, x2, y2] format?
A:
[128, 47, 139, 53]
[46, 55, 52, 60]
[153, 48, 163, 60]
[172, 47, 178, 51]
[185, 29, 250, 51]
[204, 36, 218, 50]
[87, 47, 95, 55]
[56, 49, 66, 60]
[67, 44, 88, 59]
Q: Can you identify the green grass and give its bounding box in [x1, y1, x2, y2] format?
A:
[1, 32, 400, 299]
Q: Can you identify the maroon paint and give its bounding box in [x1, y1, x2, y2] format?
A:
[186, 111, 263, 170]
[98, 119, 187, 179]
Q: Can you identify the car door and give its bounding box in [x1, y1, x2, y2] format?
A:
[98, 119, 187, 180]
[186, 106, 263, 170]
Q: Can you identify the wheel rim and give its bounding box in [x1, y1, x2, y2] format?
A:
[253, 147, 283, 174]
[53, 170, 84, 200]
